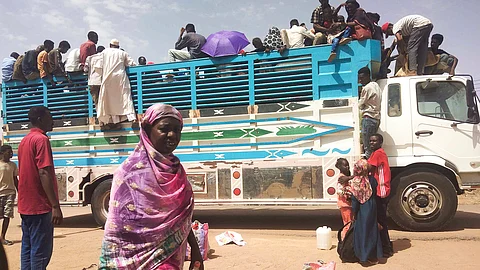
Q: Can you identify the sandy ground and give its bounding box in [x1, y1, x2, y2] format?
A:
[458, 189, 480, 205]
[3, 194, 480, 269]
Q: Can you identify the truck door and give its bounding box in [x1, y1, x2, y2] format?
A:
[380, 81, 414, 157]
[410, 78, 480, 176]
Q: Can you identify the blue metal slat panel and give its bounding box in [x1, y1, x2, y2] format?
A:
[1, 40, 381, 124]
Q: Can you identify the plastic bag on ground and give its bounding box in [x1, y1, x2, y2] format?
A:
[215, 231, 247, 246]
[186, 220, 211, 261]
[302, 261, 336, 270]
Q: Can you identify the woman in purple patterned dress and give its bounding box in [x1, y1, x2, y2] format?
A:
[99, 104, 204, 270]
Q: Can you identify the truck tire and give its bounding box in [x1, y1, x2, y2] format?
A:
[388, 169, 457, 231]
[91, 178, 112, 227]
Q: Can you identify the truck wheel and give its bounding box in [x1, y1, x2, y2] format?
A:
[91, 178, 112, 227]
[388, 169, 457, 231]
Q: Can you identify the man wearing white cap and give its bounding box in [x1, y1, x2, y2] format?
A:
[97, 39, 137, 127]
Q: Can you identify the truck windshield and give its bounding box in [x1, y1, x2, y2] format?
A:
[416, 81, 469, 122]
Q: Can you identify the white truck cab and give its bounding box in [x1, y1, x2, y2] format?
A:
[377, 74, 480, 230]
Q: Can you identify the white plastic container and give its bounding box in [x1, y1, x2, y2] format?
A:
[316, 226, 332, 250]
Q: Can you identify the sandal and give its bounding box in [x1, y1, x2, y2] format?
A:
[339, 37, 352, 46]
[328, 52, 337, 62]
[3, 240, 13, 246]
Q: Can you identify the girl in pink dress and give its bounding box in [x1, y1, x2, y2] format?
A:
[335, 158, 354, 238]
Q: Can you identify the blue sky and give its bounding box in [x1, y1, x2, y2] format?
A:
[0, 0, 478, 83]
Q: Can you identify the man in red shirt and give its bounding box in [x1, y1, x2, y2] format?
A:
[18, 106, 63, 269]
[80, 31, 98, 67]
[368, 133, 394, 257]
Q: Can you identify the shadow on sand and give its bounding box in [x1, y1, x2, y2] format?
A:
[57, 207, 480, 233]
[58, 213, 100, 229]
[193, 208, 480, 232]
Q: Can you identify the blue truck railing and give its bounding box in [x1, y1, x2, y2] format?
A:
[2, 40, 380, 125]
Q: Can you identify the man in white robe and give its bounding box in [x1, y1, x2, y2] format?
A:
[97, 39, 137, 126]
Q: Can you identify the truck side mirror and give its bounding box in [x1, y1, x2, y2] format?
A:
[466, 79, 475, 108]
[466, 79, 480, 123]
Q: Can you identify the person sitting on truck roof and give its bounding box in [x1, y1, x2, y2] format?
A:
[358, 66, 382, 159]
[12, 53, 27, 83]
[98, 104, 204, 270]
[80, 31, 98, 68]
[1, 52, 20, 82]
[311, 0, 335, 45]
[252, 37, 269, 52]
[64, 48, 82, 74]
[284, 19, 315, 49]
[168, 23, 207, 62]
[138, 56, 147, 65]
[85, 46, 105, 111]
[48, 40, 71, 80]
[241, 38, 270, 55]
[301, 23, 314, 46]
[327, 14, 352, 62]
[343, 0, 374, 41]
[427, 34, 458, 76]
[22, 45, 44, 81]
[38, 40, 56, 86]
[368, 133, 394, 258]
[264, 26, 286, 52]
[382, 15, 433, 76]
[367, 12, 384, 51]
[97, 39, 136, 128]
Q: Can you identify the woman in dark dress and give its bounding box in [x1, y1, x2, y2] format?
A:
[351, 159, 383, 264]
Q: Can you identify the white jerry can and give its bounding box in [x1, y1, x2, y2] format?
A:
[316, 226, 332, 250]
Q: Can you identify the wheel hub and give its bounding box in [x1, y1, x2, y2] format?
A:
[402, 182, 442, 218]
[415, 194, 429, 208]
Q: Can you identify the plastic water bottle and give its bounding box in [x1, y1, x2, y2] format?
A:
[316, 226, 332, 250]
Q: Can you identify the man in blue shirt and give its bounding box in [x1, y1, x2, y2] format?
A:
[1, 52, 20, 82]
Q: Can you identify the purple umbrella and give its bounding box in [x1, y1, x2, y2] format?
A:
[201, 31, 250, 57]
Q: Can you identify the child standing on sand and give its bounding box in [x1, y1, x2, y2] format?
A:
[335, 158, 354, 226]
[0, 145, 18, 246]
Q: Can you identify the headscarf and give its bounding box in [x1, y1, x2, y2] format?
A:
[350, 159, 373, 204]
[100, 104, 193, 269]
[264, 26, 284, 50]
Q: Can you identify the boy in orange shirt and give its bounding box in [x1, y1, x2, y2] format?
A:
[37, 40, 55, 86]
